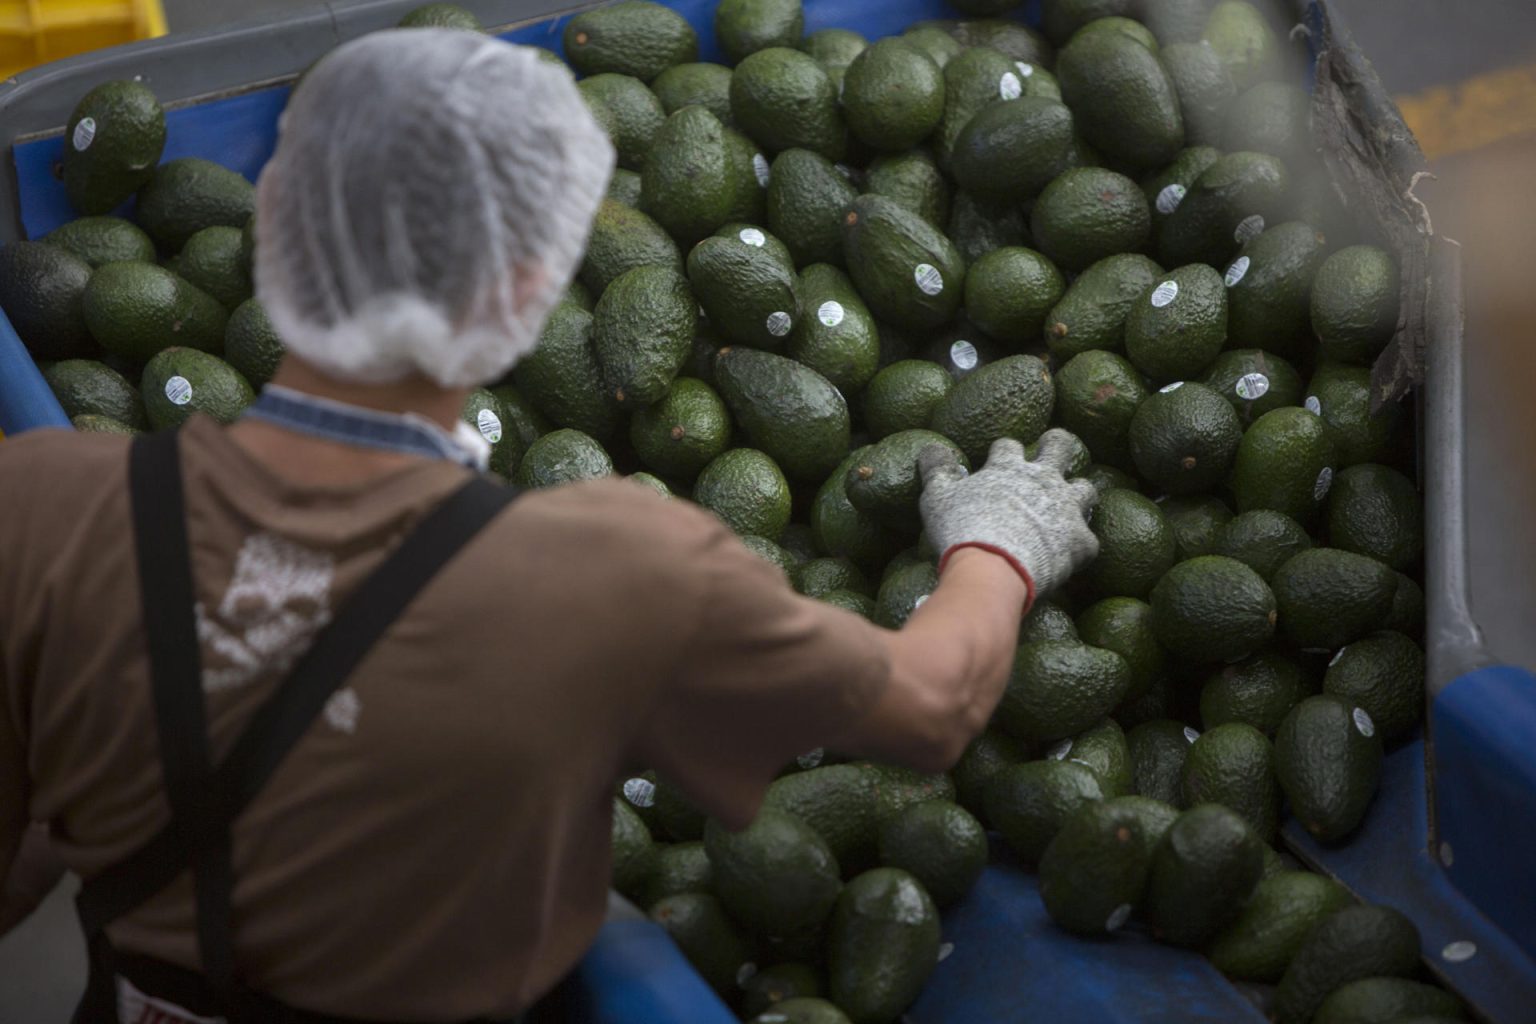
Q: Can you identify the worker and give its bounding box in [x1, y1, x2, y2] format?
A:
[0, 29, 1099, 1024]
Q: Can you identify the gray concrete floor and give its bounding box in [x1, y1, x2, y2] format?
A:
[5, 1, 1536, 1020]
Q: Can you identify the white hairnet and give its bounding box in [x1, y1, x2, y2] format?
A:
[254, 29, 615, 388]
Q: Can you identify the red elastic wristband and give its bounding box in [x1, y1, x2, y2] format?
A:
[938, 542, 1037, 617]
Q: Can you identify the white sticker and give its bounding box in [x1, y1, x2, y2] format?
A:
[914, 263, 944, 296]
[1159, 381, 1184, 394]
[476, 408, 503, 444]
[164, 375, 193, 406]
[1150, 280, 1179, 308]
[1442, 940, 1478, 963]
[1305, 395, 1322, 416]
[752, 153, 770, 187]
[937, 942, 956, 962]
[1015, 61, 1035, 78]
[622, 777, 656, 808]
[1106, 903, 1133, 932]
[835, 163, 856, 180]
[1234, 214, 1266, 244]
[1046, 739, 1072, 761]
[999, 72, 1023, 100]
[1352, 706, 1375, 738]
[1329, 647, 1346, 667]
[1314, 466, 1334, 501]
[1440, 841, 1455, 867]
[1235, 373, 1270, 400]
[950, 340, 979, 370]
[818, 300, 845, 327]
[796, 748, 826, 770]
[736, 962, 758, 985]
[913, 594, 929, 609]
[766, 311, 793, 337]
[738, 227, 766, 248]
[1155, 183, 1186, 215]
[1183, 726, 1200, 744]
[1225, 256, 1251, 287]
[72, 116, 97, 152]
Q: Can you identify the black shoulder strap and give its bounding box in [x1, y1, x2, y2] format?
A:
[79, 430, 518, 993]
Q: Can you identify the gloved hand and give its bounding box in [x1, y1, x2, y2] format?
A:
[919, 429, 1101, 606]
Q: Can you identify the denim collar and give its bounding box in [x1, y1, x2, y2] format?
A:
[242, 385, 489, 470]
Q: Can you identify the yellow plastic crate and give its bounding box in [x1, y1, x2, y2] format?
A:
[0, 0, 167, 80]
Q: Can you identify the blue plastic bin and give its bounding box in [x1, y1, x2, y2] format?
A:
[1, 1, 1533, 1021]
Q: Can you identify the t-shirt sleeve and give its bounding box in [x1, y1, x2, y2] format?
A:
[632, 525, 891, 827]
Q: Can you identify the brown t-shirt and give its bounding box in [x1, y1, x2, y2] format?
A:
[0, 415, 890, 1021]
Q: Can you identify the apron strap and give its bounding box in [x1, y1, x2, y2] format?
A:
[77, 428, 519, 1022]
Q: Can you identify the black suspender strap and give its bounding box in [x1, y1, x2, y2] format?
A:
[77, 428, 518, 1021]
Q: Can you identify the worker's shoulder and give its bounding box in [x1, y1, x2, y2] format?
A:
[0, 425, 129, 495]
[500, 476, 731, 561]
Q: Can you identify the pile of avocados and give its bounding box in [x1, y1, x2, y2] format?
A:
[0, 0, 1462, 1022]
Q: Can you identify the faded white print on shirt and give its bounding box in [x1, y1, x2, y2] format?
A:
[195, 533, 334, 695]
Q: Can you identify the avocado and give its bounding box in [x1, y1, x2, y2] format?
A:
[1145, 0, 1218, 45]
[1161, 40, 1237, 147]
[1159, 150, 1290, 269]
[842, 39, 947, 153]
[788, 263, 880, 395]
[170, 225, 250, 311]
[715, 347, 850, 480]
[843, 194, 966, 329]
[1180, 721, 1280, 842]
[71, 413, 137, 434]
[135, 158, 256, 252]
[1116, 675, 1175, 731]
[827, 868, 941, 1024]
[1207, 869, 1355, 981]
[730, 48, 846, 161]
[223, 299, 284, 389]
[648, 891, 752, 995]
[1327, 464, 1423, 571]
[724, 128, 773, 226]
[397, 4, 480, 29]
[1020, 600, 1082, 645]
[706, 808, 842, 938]
[1202, 648, 1312, 734]
[964, 245, 1062, 346]
[43, 358, 147, 429]
[1151, 556, 1276, 663]
[740, 963, 824, 1019]
[1323, 632, 1424, 744]
[1275, 694, 1384, 844]
[1144, 147, 1223, 241]
[1385, 572, 1425, 639]
[794, 556, 871, 600]
[460, 390, 523, 478]
[1203, 0, 1282, 91]
[0, 241, 97, 360]
[801, 27, 868, 75]
[951, 98, 1076, 206]
[952, 729, 1031, 823]
[45, 216, 155, 268]
[864, 149, 951, 228]
[1232, 406, 1337, 523]
[812, 446, 901, 572]
[688, 227, 801, 351]
[141, 346, 253, 429]
[901, 24, 964, 69]
[1201, 348, 1304, 424]
[692, 448, 792, 539]
[998, 641, 1133, 743]
[1273, 904, 1422, 1024]
[928, 355, 1054, 463]
[861, 360, 954, 439]
[1069, 16, 1158, 52]
[1057, 718, 1137, 798]
[580, 199, 684, 298]
[1124, 265, 1228, 383]
[715, 0, 804, 65]
[946, 190, 1030, 265]
[1307, 363, 1408, 468]
[1044, 252, 1164, 361]
[1272, 548, 1398, 651]
[513, 429, 613, 489]
[1223, 221, 1328, 359]
[875, 562, 940, 629]
[1057, 27, 1185, 171]
[766, 149, 861, 268]
[934, 46, 1027, 169]
[1223, 81, 1312, 168]
[1025, 429, 1092, 477]
[629, 473, 673, 499]
[1076, 597, 1166, 700]
[579, 74, 667, 171]
[994, 760, 1114, 878]
[1040, 0, 1134, 44]
[763, 764, 879, 871]
[743, 534, 798, 579]
[1085, 463, 1139, 494]
[593, 264, 697, 405]
[847, 429, 968, 528]
[1031, 167, 1152, 274]
[83, 261, 228, 363]
[611, 797, 656, 899]
[1146, 804, 1265, 946]
[563, 1, 696, 82]
[641, 107, 742, 246]
[1161, 493, 1234, 561]
[651, 61, 734, 125]
[630, 377, 732, 480]
[1086, 488, 1178, 599]
[1313, 978, 1466, 1024]
[1054, 350, 1148, 470]
[516, 301, 622, 441]
[1128, 381, 1242, 493]
[1038, 796, 1156, 934]
[947, 19, 1054, 67]
[1126, 719, 1197, 806]
[1311, 246, 1400, 364]
[876, 801, 987, 909]
[61, 81, 166, 216]
[748, 998, 852, 1024]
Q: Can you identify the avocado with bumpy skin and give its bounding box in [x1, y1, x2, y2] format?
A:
[730, 47, 847, 161]
[1272, 904, 1421, 1024]
[767, 149, 861, 269]
[715, 347, 851, 482]
[1224, 220, 1328, 358]
[987, 759, 1104, 866]
[846, 429, 968, 528]
[841, 39, 947, 153]
[83, 261, 229, 363]
[515, 301, 622, 441]
[1144, 804, 1265, 946]
[562, 1, 697, 82]
[1057, 27, 1185, 171]
[1158, 151, 1290, 269]
[1271, 547, 1398, 651]
[640, 107, 740, 247]
[951, 97, 1076, 206]
[706, 808, 842, 939]
[1180, 721, 1280, 842]
[1125, 265, 1229, 384]
[579, 74, 667, 171]
[827, 869, 941, 1024]
[843, 194, 967, 329]
[1128, 381, 1242, 494]
[1151, 556, 1277, 663]
[715, 0, 804, 65]
[688, 227, 801, 352]
[1085, 489, 1178, 599]
[135, 158, 256, 252]
[62, 81, 166, 216]
[1054, 350, 1149, 470]
[789, 263, 880, 395]
[1231, 406, 1337, 523]
[1275, 694, 1384, 845]
[1311, 245, 1400, 365]
[591, 264, 698, 406]
[997, 641, 1133, 744]
[928, 355, 1054, 463]
[864, 149, 952, 228]
[1044, 253, 1165, 361]
[580, 199, 684, 298]
[1030, 167, 1152, 273]
[0, 241, 96, 360]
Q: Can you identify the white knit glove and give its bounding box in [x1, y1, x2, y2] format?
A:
[919, 429, 1101, 606]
